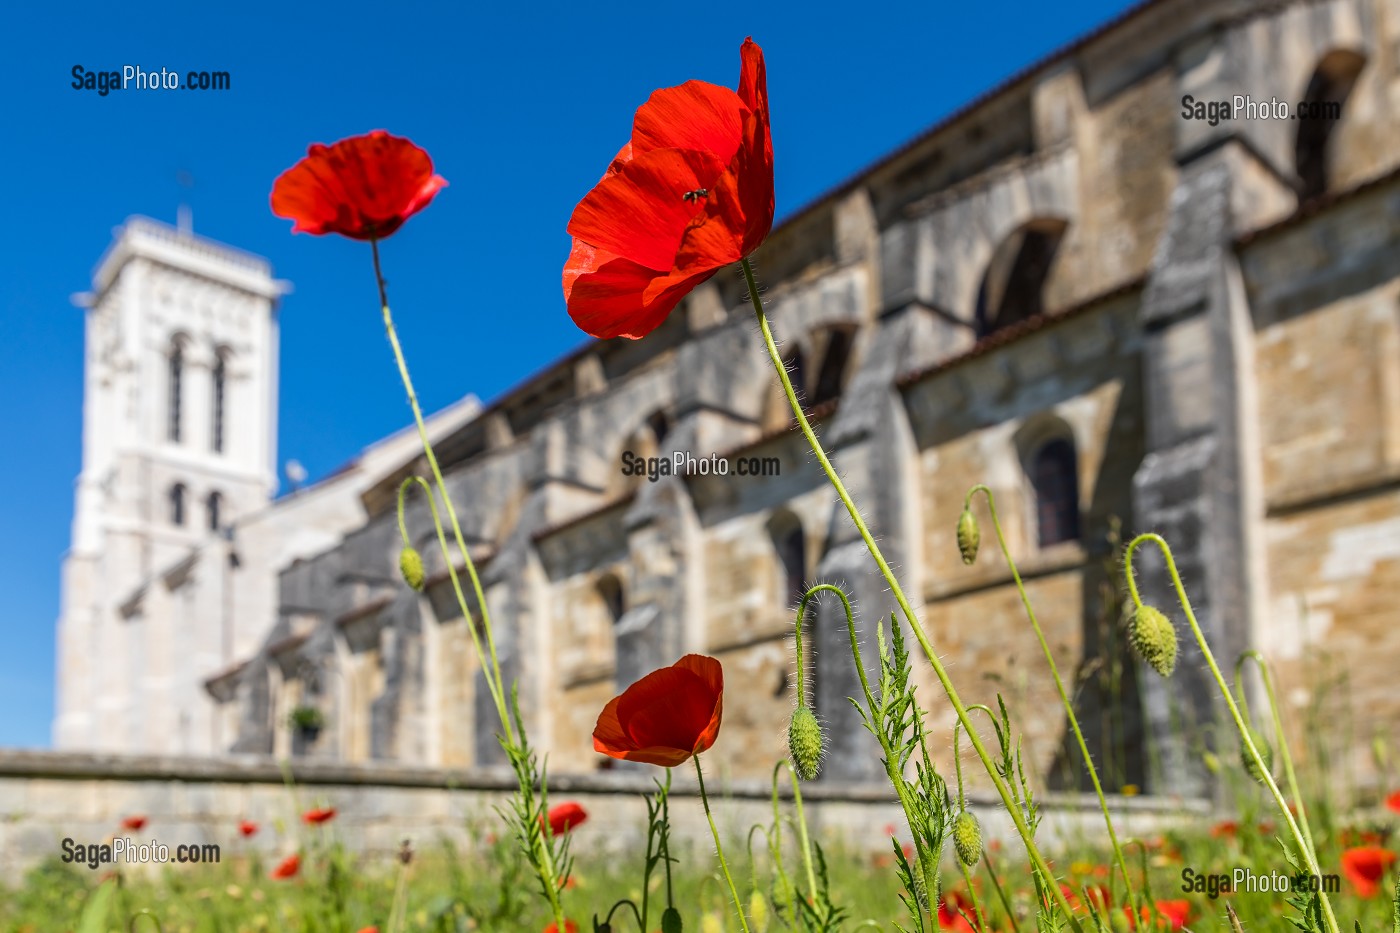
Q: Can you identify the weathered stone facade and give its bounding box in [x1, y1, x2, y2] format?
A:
[64, 0, 1400, 800]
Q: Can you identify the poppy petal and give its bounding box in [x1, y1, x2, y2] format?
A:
[618, 666, 718, 754]
[631, 80, 747, 165]
[564, 241, 714, 340]
[736, 38, 768, 120]
[567, 148, 727, 272]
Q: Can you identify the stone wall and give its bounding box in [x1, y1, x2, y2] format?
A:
[0, 752, 1201, 881]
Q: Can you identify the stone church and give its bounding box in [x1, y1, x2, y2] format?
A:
[58, 0, 1400, 797]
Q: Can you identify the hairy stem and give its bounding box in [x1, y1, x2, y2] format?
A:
[695, 754, 751, 933]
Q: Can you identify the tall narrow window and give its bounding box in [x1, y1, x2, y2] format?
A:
[212, 354, 226, 453]
[811, 329, 855, 407]
[168, 345, 183, 443]
[769, 512, 807, 606]
[1295, 50, 1365, 200]
[170, 484, 186, 526]
[1031, 438, 1080, 546]
[975, 221, 1067, 338]
[207, 491, 222, 532]
[597, 574, 625, 625]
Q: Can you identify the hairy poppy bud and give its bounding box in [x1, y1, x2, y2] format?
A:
[399, 546, 425, 591]
[1241, 728, 1274, 784]
[952, 810, 983, 867]
[661, 907, 683, 933]
[787, 706, 824, 781]
[910, 851, 933, 912]
[1128, 604, 1177, 677]
[956, 509, 980, 565]
[748, 889, 769, 932]
[597, 924, 612, 933]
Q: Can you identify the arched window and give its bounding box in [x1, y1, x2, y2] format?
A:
[1295, 50, 1365, 199]
[975, 220, 1067, 338]
[1031, 438, 1080, 546]
[768, 512, 807, 606]
[597, 574, 625, 626]
[170, 484, 186, 526]
[211, 353, 227, 454]
[167, 343, 184, 443]
[646, 410, 672, 447]
[811, 328, 855, 407]
[207, 491, 222, 532]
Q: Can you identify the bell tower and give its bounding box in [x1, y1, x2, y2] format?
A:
[54, 217, 286, 751]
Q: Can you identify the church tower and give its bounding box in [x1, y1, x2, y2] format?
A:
[54, 217, 285, 752]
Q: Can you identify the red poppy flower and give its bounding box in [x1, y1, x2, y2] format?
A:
[1209, 820, 1238, 838]
[271, 130, 447, 241]
[1341, 845, 1396, 897]
[270, 853, 301, 879]
[1387, 790, 1400, 814]
[120, 815, 147, 831]
[238, 820, 258, 838]
[563, 38, 773, 340]
[303, 806, 337, 825]
[593, 654, 723, 766]
[1122, 900, 1191, 931]
[544, 802, 588, 836]
[355, 928, 379, 933]
[937, 890, 976, 931]
[544, 923, 578, 933]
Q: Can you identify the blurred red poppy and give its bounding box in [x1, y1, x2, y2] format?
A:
[937, 889, 976, 931]
[271, 130, 447, 241]
[238, 820, 258, 838]
[1387, 790, 1400, 814]
[1209, 820, 1238, 838]
[564, 38, 773, 340]
[355, 928, 379, 933]
[593, 654, 723, 766]
[544, 802, 588, 836]
[120, 815, 147, 831]
[1122, 899, 1191, 931]
[543, 922, 578, 933]
[303, 807, 337, 825]
[270, 853, 301, 879]
[1342, 845, 1397, 897]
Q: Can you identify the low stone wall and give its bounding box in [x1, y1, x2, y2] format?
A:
[0, 750, 1207, 879]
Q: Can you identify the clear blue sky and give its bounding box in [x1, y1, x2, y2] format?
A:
[0, 0, 1138, 749]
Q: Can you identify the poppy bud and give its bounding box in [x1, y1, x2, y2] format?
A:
[1203, 751, 1221, 774]
[661, 907, 683, 933]
[910, 850, 932, 912]
[748, 889, 769, 931]
[1241, 728, 1274, 784]
[956, 509, 980, 565]
[787, 706, 824, 781]
[952, 811, 982, 867]
[597, 924, 612, 933]
[701, 913, 721, 933]
[399, 546, 424, 591]
[1128, 604, 1177, 677]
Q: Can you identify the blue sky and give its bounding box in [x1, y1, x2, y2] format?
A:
[0, 0, 1137, 749]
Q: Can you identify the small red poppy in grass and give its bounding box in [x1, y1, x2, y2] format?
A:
[120, 815, 147, 831]
[303, 806, 337, 825]
[1209, 820, 1238, 838]
[563, 38, 773, 340]
[543, 922, 578, 933]
[270, 853, 301, 879]
[238, 820, 258, 837]
[355, 928, 379, 933]
[937, 890, 976, 931]
[544, 801, 588, 836]
[593, 654, 723, 766]
[1341, 845, 1397, 897]
[271, 130, 447, 241]
[1387, 789, 1400, 814]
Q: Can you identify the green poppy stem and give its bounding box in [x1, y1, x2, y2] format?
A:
[695, 753, 751, 933]
[740, 256, 1082, 932]
[371, 238, 567, 928]
[965, 484, 1138, 912]
[1124, 533, 1338, 933]
[1235, 651, 1316, 854]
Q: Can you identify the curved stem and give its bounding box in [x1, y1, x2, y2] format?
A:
[695, 754, 751, 933]
[966, 484, 1137, 911]
[1124, 533, 1338, 933]
[741, 257, 1082, 931]
[373, 238, 513, 744]
[1237, 651, 1316, 853]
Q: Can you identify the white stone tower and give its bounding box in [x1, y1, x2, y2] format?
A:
[54, 217, 285, 753]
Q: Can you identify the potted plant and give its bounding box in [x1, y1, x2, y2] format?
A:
[288, 705, 324, 742]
